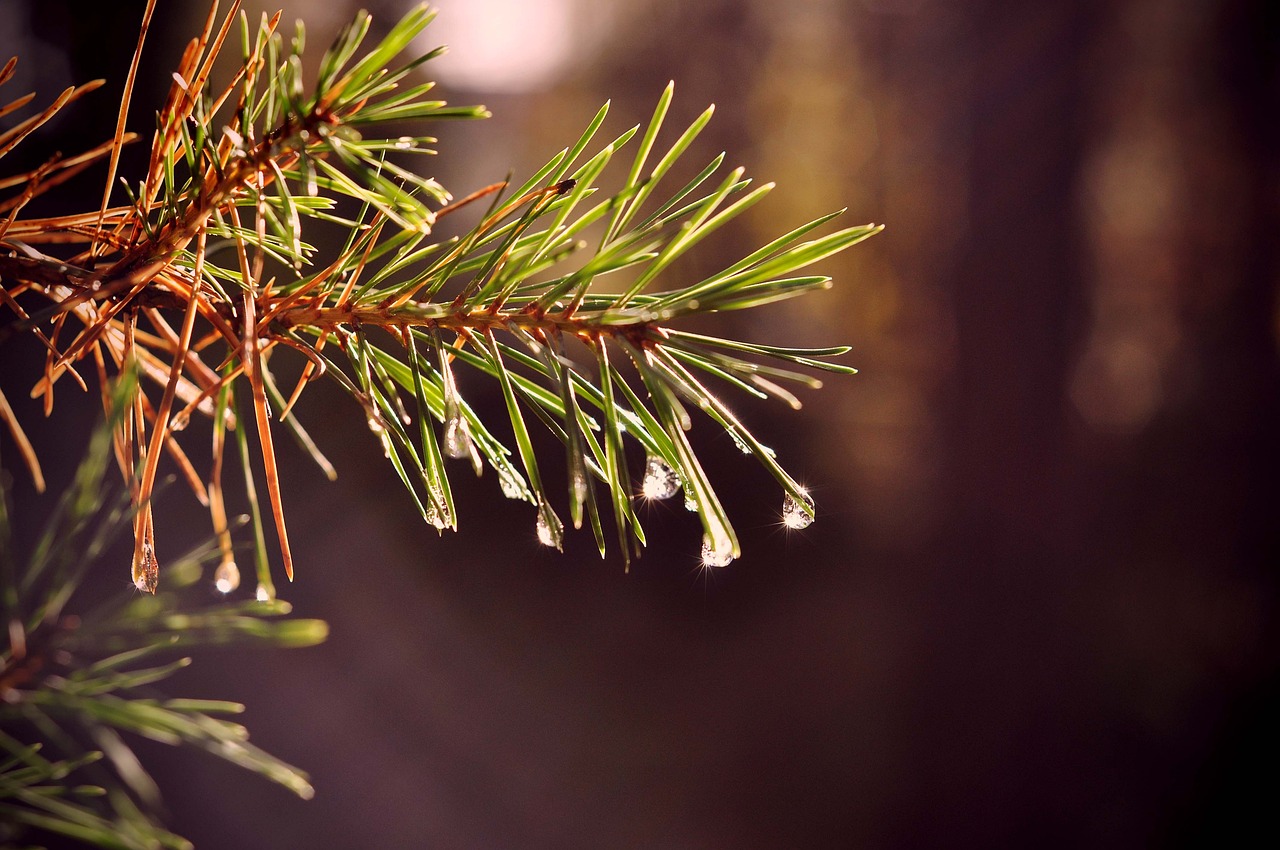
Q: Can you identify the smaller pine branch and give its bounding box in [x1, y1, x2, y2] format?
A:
[0, 398, 327, 849]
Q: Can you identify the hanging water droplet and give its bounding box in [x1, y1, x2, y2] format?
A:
[428, 488, 452, 530]
[379, 433, 392, 459]
[536, 513, 555, 547]
[394, 136, 414, 150]
[570, 468, 588, 508]
[214, 560, 241, 594]
[684, 493, 699, 513]
[442, 415, 471, 459]
[728, 429, 751, 455]
[781, 489, 815, 530]
[255, 584, 272, 603]
[498, 470, 525, 500]
[170, 410, 190, 432]
[135, 541, 159, 594]
[534, 504, 564, 550]
[700, 534, 735, 568]
[367, 415, 384, 436]
[641, 455, 681, 500]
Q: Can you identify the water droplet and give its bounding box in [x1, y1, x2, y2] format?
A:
[170, 410, 190, 432]
[498, 470, 526, 500]
[214, 560, 240, 594]
[782, 489, 815, 530]
[427, 489, 452, 530]
[700, 534, 734, 568]
[442, 415, 472, 459]
[535, 506, 563, 550]
[570, 468, 588, 507]
[378, 433, 392, 459]
[536, 516, 554, 547]
[641, 455, 681, 500]
[394, 136, 414, 150]
[367, 415, 384, 436]
[135, 542, 159, 593]
[255, 584, 272, 603]
[684, 493, 698, 512]
[728, 429, 751, 455]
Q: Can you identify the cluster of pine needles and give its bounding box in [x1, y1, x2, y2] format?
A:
[0, 0, 879, 600]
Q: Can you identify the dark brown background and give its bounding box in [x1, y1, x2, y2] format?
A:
[2, 0, 1277, 846]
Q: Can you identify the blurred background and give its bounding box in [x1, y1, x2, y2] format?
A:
[2, 0, 1277, 846]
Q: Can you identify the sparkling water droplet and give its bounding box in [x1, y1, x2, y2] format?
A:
[378, 433, 392, 459]
[170, 410, 190, 432]
[728, 429, 751, 455]
[535, 507, 563, 550]
[135, 542, 159, 593]
[781, 489, 815, 530]
[536, 515, 555, 547]
[367, 415, 384, 436]
[684, 493, 698, 512]
[394, 136, 414, 149]
[498, 470, 525, 500]
[571, 468, 588, 507]
[700, 534, 734, 568]
[255, 584, 272, 603]
[442, 415, 471, 459]
[214, 560, 240, 594]
[428, 489, 452, 529]
[641, 455, 681, 500]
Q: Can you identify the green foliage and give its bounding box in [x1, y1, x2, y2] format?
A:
[0, 2, 877, 845]
[1, 1, 876, 589]
[0, 393, 325, 847]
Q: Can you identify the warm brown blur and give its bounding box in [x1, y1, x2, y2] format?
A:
[2, 0, 1276, 846]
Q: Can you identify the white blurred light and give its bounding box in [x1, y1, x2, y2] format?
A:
[424, 0, 580, 93]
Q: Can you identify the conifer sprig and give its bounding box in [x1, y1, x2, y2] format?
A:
[0, 1, 879, 593]
[0, 390, 327, 849]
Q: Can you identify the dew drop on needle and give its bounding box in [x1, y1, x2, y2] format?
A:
[640, 455, 681, 500]
[135, 542, 160, 593]
[700, 534, 734, 568]
[498, 470, 524, 500]
[535, 506, 563, 550]
[781, 489, 815, 530]
[442, 415, 471, 459]
[536, 513, 555, 547]
[214, 560, 241, 594]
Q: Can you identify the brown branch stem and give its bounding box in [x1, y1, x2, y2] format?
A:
[276, 303, 653, 347]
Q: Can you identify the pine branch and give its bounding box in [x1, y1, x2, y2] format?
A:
[0, 2, 880, 593]
[0, 393, 327, 849]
